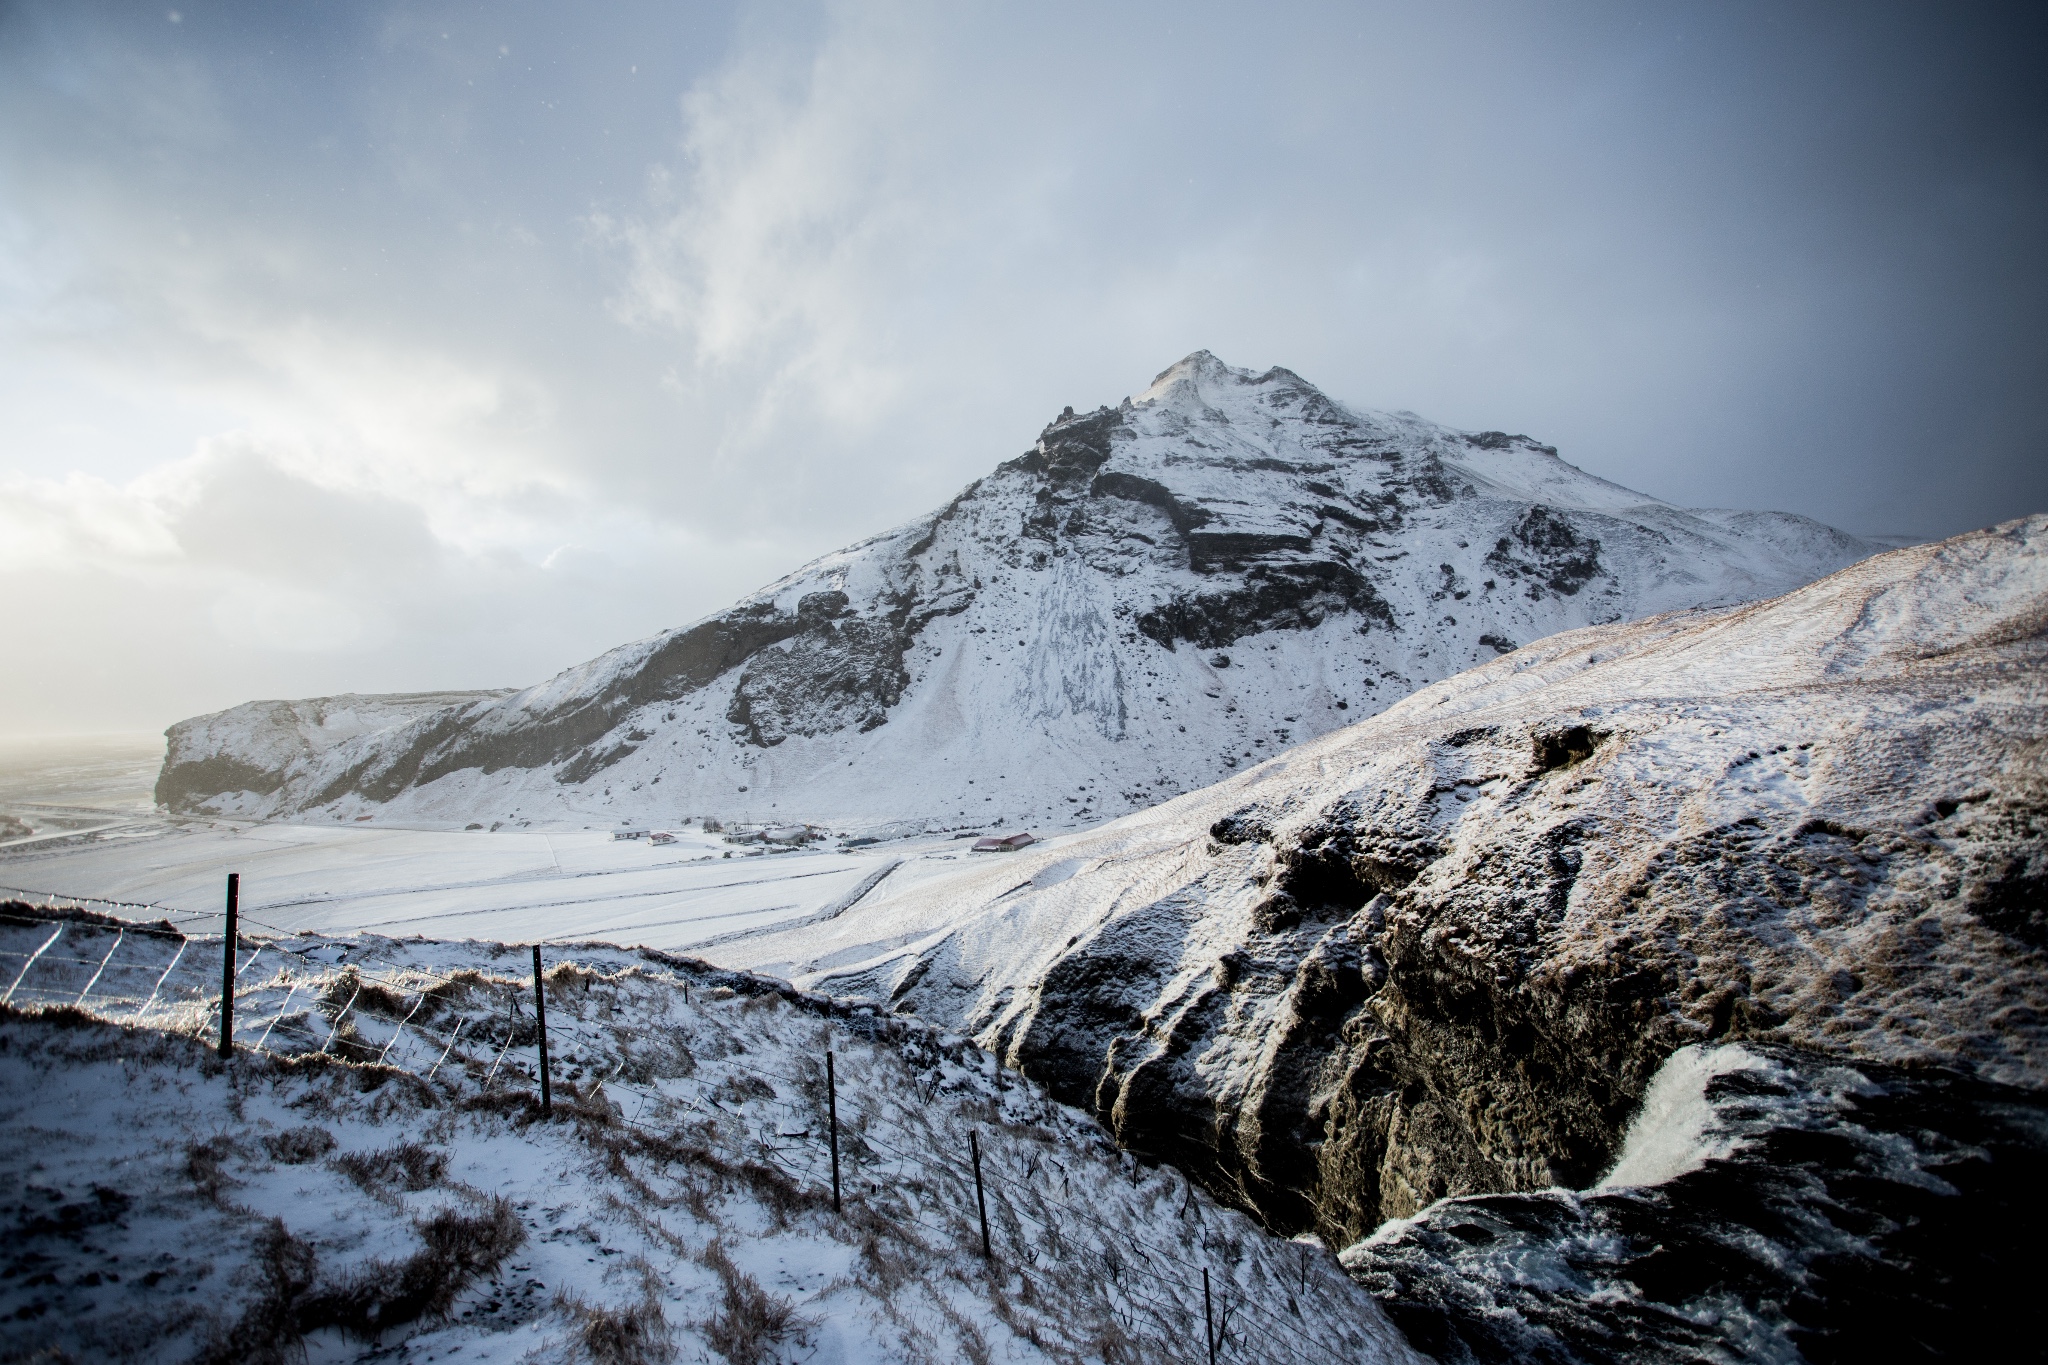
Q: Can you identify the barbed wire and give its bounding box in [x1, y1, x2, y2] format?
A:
[0, 895, 1375, 1362]
[0, 891, 1331, 1360]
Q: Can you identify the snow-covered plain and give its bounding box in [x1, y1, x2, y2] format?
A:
[0, 905, 1417, 1364]
[0, 821, 1043, 956]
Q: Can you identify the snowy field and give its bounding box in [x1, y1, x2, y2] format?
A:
[0, 819, 1027, 956]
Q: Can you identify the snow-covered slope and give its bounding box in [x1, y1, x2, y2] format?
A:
[156, 691, 512, 816]
[159, 352, 1881, 829]
[698, 517, 2048, 1255]
[0, 908, 1413, 1365]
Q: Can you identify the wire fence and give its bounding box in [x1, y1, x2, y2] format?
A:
[0, 889, 1381, 1364]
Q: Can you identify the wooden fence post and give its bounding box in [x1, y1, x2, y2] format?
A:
[827, 1050, 842, 1213]
[531, 945, 552, 1117]
[218, 873, 239, 1057]
[970, 1128, 991, 1260]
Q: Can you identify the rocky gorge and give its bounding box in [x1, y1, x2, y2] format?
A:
[706, 516, 2048, 1358]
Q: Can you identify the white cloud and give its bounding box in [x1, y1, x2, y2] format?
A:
[0, 470, 178, 571]
[207, 581, 380, 654]
[594, 8, 974, 437]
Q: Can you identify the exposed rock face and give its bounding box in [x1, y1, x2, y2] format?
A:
[725, 608, 911, 748]
[1486, 504, 1605, 597]
[707, 518, 2048, 1249]
[155, 691, 511, 816]
[158, 351, 1880, 828]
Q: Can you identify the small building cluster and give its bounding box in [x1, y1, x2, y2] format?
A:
[971, 832, 1036, 853]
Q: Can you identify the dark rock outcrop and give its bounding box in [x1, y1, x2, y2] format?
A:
[1137, 562, 1398, 650]
[1345, 1044, 2048, 1363]
[725, 518, 2048, 1255]
[1486, 505, 1605, 597]
[725, 615, 912, 748]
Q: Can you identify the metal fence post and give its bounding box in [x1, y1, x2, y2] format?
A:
[1205, 1266, 1216, 1364]
[218, 873, 238, 1057]
[970, 1128, 991, 1260]
[827, 1050, 842, 1213]
[531, 944, 552, 1117]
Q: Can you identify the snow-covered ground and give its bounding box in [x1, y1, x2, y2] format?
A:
[2, 516, 2034, 1363]
[0, 821, 1061, 956]
[0, 903, 1416, 1364]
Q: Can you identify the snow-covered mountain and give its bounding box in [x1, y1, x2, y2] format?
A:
[158, 352, 1881, 828]
[695, 516, 2046, 1274]
[154, 691, 512, 813]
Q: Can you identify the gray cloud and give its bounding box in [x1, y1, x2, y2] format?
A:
[1, 0, 2042, 734]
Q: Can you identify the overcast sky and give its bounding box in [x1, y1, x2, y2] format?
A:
[2, 0, 2042, 737]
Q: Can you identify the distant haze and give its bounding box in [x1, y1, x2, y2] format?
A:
[2, 0, 2042, 736]
[0, 734, 162, 813]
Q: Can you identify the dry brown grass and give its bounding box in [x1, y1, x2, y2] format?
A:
[857, 1228, 916, 1297]
[589, 1123, 830, 1231]
[714, 1073, 775, 1106]
[698, 1239, 797, 1365]
[261, 1125, 335, 1165]
[203, 1196, 526, 1360]
[458, 1085, 548, 1125]
[618, 1035, 696, 1083]
[546, 962, 603, 995]
[422, 968, 499, 1008]
[321, 966, 410, 1020]
[1083, 1318, 1149, 1365]
[296, 1197, 525, 1339]
[184, 1135, 242, 1206]
[195, 1218, 316, 1365]
[0, 899, 183, 938]
[333, 1141, 448, 1195]
[555, 1283, 675, 1365]
[317, 1016, 382, 1064]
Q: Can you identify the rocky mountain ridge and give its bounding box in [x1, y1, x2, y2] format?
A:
[703, 517, 2048, 1250]
[157, 352, 1881, 829]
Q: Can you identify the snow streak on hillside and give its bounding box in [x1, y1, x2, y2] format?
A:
[160, 352, 1878, 831]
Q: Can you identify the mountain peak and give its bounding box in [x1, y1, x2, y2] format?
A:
[156, 354, 1885, 831]
[1139, 349, 1255, 404]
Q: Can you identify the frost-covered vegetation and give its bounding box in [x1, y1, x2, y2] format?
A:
[0, 905, 1415, 1364]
